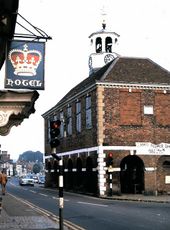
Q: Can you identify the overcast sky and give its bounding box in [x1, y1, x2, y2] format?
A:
[0, 0, 170, 160]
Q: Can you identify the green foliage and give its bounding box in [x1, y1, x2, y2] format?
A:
[32, 163, 41, 174]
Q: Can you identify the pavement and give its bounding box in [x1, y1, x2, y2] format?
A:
[104, 193, 170, 203]
[0, 193, 79, 230]
[0, 192, 170, 230]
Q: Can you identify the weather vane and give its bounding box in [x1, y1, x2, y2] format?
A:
[101, 5, 107, 30]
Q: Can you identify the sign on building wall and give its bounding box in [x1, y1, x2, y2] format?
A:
[165, 176, 170, 184]
[5, 40, 45, 90]
[136, 142, 170, 155]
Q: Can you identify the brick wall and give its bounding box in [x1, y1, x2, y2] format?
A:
[44, 84, 170, 195]
[103, 88, 170, 146]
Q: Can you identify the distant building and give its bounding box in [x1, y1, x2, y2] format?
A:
[0, 149, 14, 176]
[42, 19, 170, 196]
[16, 164, 25, 176]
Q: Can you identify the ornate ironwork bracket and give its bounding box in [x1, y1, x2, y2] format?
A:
[13, 13, 52, 41]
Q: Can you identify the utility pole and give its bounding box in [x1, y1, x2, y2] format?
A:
[50, 119, 64, 230]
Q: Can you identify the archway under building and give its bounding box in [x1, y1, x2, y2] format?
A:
[76, 157, 83, 188]
[120, 155, 144, 194]
[67, 158, 73, 189]
[157, 156, 170, 194]
[85, 156, 97, 194]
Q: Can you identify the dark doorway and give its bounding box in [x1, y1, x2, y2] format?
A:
[67, 158, 73, 189]
[120, 155, 144, 194]
[86, 157, 96, 193]
[76, 157, 83, 188]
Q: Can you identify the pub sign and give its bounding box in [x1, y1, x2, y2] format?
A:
[5, 40, 45, 90]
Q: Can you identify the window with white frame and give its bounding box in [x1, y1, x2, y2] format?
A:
[76, 100, 81, 132]
[86, 95, 92, 129]
[67, 105, 72, 135]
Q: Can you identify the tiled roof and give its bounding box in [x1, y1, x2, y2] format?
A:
[103, 57, 170, 85]
[42, 57, 170, 116]
[57, 57, 170, 106]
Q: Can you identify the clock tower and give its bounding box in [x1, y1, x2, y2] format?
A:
[88, 12, 120, 75]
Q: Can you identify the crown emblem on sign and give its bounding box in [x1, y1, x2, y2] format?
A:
[8, 44, 42, 76]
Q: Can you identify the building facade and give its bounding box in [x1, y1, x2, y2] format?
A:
[42, 22, 170, 197]
[0, 148, 14, 176]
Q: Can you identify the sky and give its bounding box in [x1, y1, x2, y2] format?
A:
[0, 0, 170, 160]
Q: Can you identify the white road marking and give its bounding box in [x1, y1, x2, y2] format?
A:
[30, 190, 37, 193]
[77, 201, 108, 207]
[39, 193, 48, 197]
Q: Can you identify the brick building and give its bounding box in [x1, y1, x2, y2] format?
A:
[42, 21, 170, 197]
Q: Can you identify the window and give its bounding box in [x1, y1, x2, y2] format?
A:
[86, 96, 92, 129]
[96, 37, 102, 53]
[120, 92, 141, 125]
[105, 37, 112, 52]
[76, 101, 81, 132]
[144, 105, 153, 115]
[47, 115, 58, 143]
[60, 111, 64, 137]
[67, 105, 72, 135]
[163, 161, 170, 168]
[155, 94, 170, 126]
[47, 119, 51, 143]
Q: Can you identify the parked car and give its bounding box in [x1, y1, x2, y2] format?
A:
[38, 175, 45, 184]
[33, 175, 39, 183]
[19, 175, 34, 186]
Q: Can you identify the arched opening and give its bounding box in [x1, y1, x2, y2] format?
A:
[157, 156, 170, 194]
[105, 37, 112, 52]
[76, 157, 83, 188]
[52, 160, 58, 187]
[47, 161, 51, 172]
[96, 37, 102, 53]
[67, 158, 73, 189]
[53, 160, 58, 172]
[68, 158, 73, 172]
[120, 155, 144, 194]
[85, 157, 98, 194]
[86, 156, 93, 172]
[85, 157, 93, 192]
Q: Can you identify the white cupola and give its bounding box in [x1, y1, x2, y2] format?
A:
[88, 10, 120, 75]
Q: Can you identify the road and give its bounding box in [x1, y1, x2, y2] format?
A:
[7, 177, 170, 230]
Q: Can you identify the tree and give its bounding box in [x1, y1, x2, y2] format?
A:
[32, 163, 41, 174]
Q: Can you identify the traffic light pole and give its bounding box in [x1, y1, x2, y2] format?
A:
[51, 149, 64, 230]
[108, 171, 113, 196]
[58, 157, 64, 230]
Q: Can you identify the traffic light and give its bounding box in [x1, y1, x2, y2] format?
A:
[107, 153, 113, 167]
[50, 119, 61, 148]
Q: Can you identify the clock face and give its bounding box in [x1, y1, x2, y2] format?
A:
[104, 54, 115, 64]
[88, 56, 92, 68]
